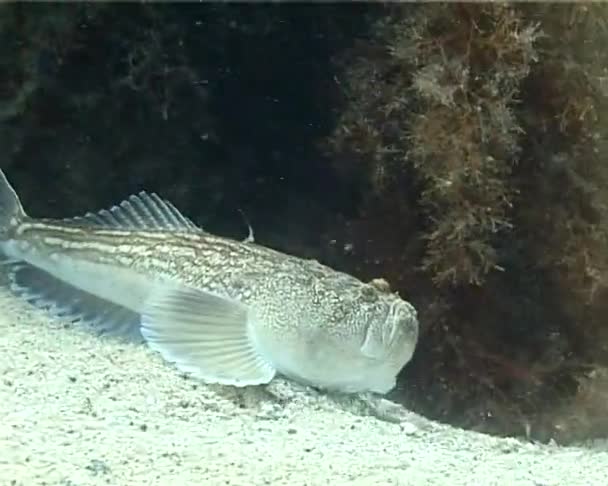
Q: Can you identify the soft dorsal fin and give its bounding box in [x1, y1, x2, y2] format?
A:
[66, 192, 201, 232]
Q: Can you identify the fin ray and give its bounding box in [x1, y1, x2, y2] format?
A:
[66, 192, 200, 232]
[0, 169, 27, 238]
[5, 261, 143, 342]
[141, 284, 275, 386]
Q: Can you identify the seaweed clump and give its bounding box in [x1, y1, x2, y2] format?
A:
[513, 3, 608, 443]
[407, 5, 537, 287]
[330, 3, 538, 287]
[326, 3, 608, 443]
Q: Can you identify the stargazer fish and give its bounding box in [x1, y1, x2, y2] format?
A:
[0, 168, 418, 394]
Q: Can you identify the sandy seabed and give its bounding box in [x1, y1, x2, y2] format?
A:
[1, 289, 607, 486]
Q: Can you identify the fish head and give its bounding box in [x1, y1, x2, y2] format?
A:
[254, 263, 419, 394]
[349, 284, 419, 392]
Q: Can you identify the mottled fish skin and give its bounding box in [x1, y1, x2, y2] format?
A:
[0, 168, 419, 394]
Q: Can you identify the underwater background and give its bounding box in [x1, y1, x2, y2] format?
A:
[1, 2, 607, 445]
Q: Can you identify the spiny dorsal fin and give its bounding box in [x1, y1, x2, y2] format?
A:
[237, 209, 255, 243]
[66, 192, 201, 232]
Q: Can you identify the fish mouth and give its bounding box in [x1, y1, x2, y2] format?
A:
[385, 300, 419, 355]
[360, 299, 418, 362]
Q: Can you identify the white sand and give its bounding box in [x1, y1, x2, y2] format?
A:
[1, 289, 607, 486]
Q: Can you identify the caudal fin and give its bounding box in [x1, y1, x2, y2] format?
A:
[0, 168, 27, 238]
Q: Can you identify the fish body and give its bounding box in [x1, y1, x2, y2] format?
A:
[0, 168, 418, 394]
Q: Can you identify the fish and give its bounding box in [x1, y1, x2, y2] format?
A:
[0, 167, 419, 394]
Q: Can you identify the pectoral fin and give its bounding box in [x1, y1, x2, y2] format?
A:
[140, 284, 275, 386]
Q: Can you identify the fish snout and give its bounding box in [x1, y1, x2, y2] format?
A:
[384, 300, 419, 364]
[394, 300, 418, 341]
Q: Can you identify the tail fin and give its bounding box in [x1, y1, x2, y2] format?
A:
[0, 168, 27, 238]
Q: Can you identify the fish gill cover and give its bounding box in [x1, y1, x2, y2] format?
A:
[1, 2, 607, 444]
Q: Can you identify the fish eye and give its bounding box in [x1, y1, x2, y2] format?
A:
[369, 278, 391, 293]
[360, 286, 379, 303]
